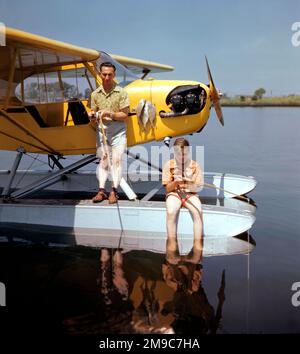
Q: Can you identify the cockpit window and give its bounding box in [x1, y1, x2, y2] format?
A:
[15, 67, 96, 104]
[97, 52, 138, 87]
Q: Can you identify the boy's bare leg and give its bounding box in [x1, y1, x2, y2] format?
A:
[165, 195, 181, 264]
[184, 195, 204, 263]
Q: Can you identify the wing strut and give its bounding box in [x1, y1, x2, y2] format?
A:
[83, 62, 102, 88]
[0, 129, 56, 154]
[4, 48, 17, 109]
[10, 154, 98, 199]
[0, 109, 60, 155]
[1, 147, 25, 199]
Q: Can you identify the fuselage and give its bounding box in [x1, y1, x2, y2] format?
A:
[0, 76, 212, 155]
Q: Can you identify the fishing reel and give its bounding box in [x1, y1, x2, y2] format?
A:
[164, 136, 172, 147]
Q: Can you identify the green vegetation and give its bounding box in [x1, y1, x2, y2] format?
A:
[253, 88, 266, 100]
[221, 88, 300, 107]
[221, 95, 300, 107]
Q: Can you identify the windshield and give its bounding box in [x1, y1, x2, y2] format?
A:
[97, 51, 138, 87]
[15, 52, 138, 104]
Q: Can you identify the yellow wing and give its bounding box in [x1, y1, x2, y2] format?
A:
[0, 27, 100, 106]
[0, 27, 180, 156]
[110, 54, 174, 77]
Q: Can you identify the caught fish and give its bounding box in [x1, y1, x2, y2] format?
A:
[136, 99, 156, 131]
[148, 102, 156, 129]
[136, 99, 148, 131]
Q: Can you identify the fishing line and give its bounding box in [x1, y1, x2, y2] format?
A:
[246, 231, 250, 333]
[97, 111, 125, 249]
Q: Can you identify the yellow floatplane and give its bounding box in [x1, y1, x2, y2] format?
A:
[0, 27, 256, 248]
[0, 27, 224, 155]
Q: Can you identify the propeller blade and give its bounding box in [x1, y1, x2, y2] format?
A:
[205, 56, 224, 126]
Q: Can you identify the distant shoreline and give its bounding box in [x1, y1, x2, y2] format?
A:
[221, 96, 300, 107]
[221, 103, 300, 107]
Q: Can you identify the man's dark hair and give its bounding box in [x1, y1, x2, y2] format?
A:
[100, 62, 116, 72]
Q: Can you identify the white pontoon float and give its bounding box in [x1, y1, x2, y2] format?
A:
[0, 198, 255, 255]
[0, 152, 256, 253]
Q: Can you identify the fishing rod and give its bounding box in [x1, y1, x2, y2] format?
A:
[127, 150, 250, 203]
[203, 183, 250, 203]
[96, 111, 125, 249]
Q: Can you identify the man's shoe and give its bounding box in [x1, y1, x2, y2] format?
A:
[92, 189, 108, 203]
[108, 190, 118, 204]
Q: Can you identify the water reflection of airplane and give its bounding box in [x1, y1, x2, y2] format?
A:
[63, 232, 254, 334]
[0, 27, 256, 242]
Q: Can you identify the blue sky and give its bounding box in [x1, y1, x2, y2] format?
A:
[1, 0, 299, 96]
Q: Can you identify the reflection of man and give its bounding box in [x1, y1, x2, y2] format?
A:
[99, 248, 129, 303]
[98, 249, 173, 334]
[88, 62, 130, 204]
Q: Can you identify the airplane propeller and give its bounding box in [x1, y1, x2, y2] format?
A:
[205, 56, 224, 126]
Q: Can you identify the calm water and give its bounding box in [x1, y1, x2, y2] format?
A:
[0, 107, 299, 334]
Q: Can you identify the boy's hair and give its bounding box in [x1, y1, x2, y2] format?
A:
[173, 137, 189, 148]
